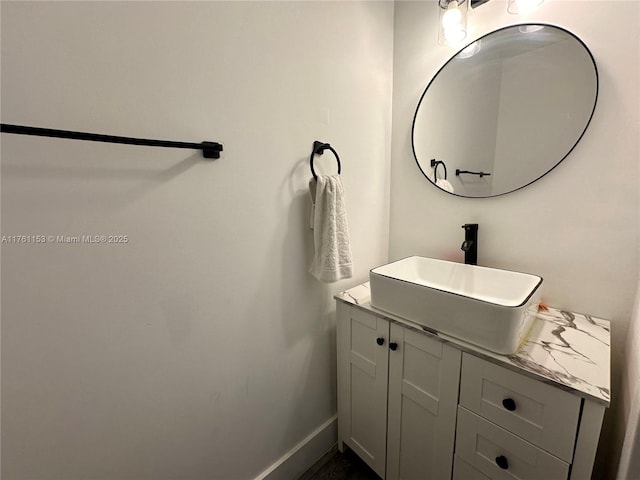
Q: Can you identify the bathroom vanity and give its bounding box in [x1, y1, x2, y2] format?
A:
[335, 283, 610, 480]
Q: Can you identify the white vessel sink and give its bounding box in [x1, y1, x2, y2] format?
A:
[369, 256, 543, 354]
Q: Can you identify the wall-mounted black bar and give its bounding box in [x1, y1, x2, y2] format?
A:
[0, 124, 223, 159]
[456, 169, 491, 178]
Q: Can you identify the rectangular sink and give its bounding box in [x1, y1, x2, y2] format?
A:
[369, 256, 543, 354]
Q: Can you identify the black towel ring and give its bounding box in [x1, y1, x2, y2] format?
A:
[430, 159, 447, 181]
[310, 141, 341, 180]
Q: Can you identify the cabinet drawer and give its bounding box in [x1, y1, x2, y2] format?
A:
[460, 353, 580, 462]
[456, 406, 570, 480]
[453, 455, 491, 480]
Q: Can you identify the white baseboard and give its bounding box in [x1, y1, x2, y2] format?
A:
[254, 414, 338, 480]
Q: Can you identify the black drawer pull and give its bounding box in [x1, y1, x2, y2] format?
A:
[495, 455, 509, 470]
[376, 337, 385, 346]
[389, 342, 398, 351]
[502, 398, 517, 411]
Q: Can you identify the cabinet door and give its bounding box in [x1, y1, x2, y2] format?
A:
[386, 324, 461, 480]
[337, 304, 389, 478]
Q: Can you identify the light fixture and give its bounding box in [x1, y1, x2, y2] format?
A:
[519, 24, 545, 33]
[457, 40, 481, 58]
[438, 0, 545, 47]
[438, 0, 468, 46]
[507, 0, 544, 14]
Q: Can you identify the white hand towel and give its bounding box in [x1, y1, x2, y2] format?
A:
[308, 175, 353, 283]
[308, 178, 317, 229]
[436, 178, 454, 193]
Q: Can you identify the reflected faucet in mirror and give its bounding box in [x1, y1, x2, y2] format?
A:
[461, 223, 478, 265]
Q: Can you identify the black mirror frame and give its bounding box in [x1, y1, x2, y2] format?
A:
[412, 23, 599, 198]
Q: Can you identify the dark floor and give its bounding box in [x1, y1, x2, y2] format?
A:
[298, 446, 381, 480]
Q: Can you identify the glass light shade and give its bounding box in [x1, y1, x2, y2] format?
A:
[508, 0, 544, 14]
[457, 40, 481, 58]
[519, 24, 545, 33]
[438, 0, 468, 46]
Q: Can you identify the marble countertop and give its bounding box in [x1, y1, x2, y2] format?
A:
[336, 282, 610, 406]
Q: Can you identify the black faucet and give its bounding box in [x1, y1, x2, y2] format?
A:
[461, 224, 478, 265]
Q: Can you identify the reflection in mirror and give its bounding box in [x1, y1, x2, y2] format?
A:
[413, 24, 598, 198]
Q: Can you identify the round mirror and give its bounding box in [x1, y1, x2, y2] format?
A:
[413, 24, 598, 197]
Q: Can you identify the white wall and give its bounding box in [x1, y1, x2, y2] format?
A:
[391, 0, 639, 472]
[492, 38, 597, 194]
[413, 53, 501, 196]
[616, 284, 640, 478]
[615, 123, 640, 478]
[0, 2, 393, 479]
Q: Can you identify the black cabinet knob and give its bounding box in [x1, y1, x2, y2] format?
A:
[502, 398, 517, 411]
[389, 342, 398, 351]
[495, 455, 509, 470]
[376, 337, 385, 346]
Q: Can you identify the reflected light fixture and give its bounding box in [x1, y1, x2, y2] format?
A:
[438, 0, 545, 47]
[438, 0, 468, 45]
[508, 0, 544, 14]
[519, 24, 545, 33]
[457, 40, 481, 58]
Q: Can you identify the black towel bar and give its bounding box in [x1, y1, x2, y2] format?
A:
[456, 168, 491, 178]
[309, 141, 341, 180]
[0, 124, 224, 159]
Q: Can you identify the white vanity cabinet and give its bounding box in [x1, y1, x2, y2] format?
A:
[336, 302, 461, 479]
[336, 304, 389, 476]
[453, 354, 601, 480]
[336, 283, 610, 480]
